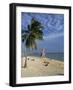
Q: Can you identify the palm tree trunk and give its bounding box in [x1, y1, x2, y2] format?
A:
[24, 44, 27, 68]
[24, 56, 27, 68]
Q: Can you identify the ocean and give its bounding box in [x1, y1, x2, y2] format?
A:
[22, 52, 64, 62]
[46, 53, 64, 61]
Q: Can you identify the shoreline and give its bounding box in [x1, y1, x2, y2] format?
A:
[21, 56, 64, 77]
[21, 55, 64, 62]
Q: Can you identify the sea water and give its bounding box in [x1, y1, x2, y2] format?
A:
[22, 52, 64, 62]
[46, 53, 64, 61]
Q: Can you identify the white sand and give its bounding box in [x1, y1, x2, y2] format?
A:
[21, 56, 64, 77]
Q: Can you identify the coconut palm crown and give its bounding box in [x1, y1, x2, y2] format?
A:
[22, 18, 43, 50]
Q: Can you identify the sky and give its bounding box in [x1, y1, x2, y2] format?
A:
[21, 12, 64, 53]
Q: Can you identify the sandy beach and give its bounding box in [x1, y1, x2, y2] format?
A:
[21, 56, 64, 77]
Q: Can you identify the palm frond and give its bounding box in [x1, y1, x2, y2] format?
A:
[25, 36, 37, 49]
[22, 18, 44, 50]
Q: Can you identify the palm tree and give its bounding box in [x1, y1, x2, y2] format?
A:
[22, 18, 43, 68]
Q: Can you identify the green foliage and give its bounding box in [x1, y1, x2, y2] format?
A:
[22, 18, 43, 50]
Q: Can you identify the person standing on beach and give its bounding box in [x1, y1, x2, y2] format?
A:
[40, 48, 46, 57]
